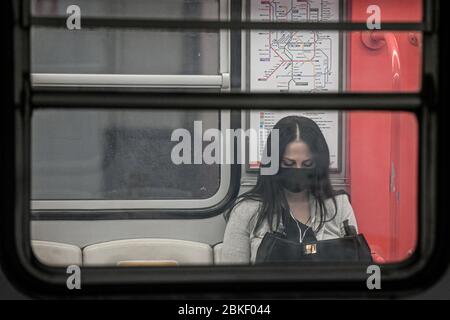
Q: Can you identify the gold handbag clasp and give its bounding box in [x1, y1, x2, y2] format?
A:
[304, 244, 317, 255]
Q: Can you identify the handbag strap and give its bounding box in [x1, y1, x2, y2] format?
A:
[343, 219, 358, 237]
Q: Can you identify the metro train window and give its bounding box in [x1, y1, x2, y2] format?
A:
[29, 0, 422, 260]
[4, 0, 445, 298]
[32, 110, 221, 201]
[30, 0, 233, 212]
[30, 109, 234, 211]
[31, 0, 222, 75]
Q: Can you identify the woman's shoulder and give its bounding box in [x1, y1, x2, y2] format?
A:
[322, 190, 350, 204]
[332, 191, 351, 206]
[228, 198, 262, 230]
[230, 197, 262, 215]
[320, 191, 352, 219]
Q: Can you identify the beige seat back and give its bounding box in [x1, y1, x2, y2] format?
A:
[213, 243, 224, 265]
[32, 240, 82, 267]
[83, 238, 213, 266]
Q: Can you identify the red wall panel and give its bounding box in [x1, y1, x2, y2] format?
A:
[349, 112, 393, 260]
[348, 0, 421, 262]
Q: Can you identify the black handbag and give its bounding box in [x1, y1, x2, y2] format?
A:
[255, 220, 373, 263]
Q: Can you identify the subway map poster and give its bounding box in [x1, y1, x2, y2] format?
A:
[250, 0, 340, 92]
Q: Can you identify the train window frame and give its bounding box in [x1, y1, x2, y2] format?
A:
[30, 110, 234, 212]
[28, 0, 241, 217]
[2, 0, 449, 298]
[30, 0, 231, 82]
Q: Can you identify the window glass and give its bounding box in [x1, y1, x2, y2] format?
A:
[32, 110, 221, 200]
[243, 0, 423, 93]
[31, 0, 221, 75]
[28, 0, 422, 269]
[30, 111, 420, 267]
[31, 0, 220, 19]
[31, 29, 220, 75]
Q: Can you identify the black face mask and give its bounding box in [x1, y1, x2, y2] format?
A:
[278, 167, 316, 193]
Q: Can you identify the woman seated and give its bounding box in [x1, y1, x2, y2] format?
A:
[222, 116, 358, 264]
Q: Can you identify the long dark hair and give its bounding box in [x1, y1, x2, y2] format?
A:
[226, 116, 338, 234]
